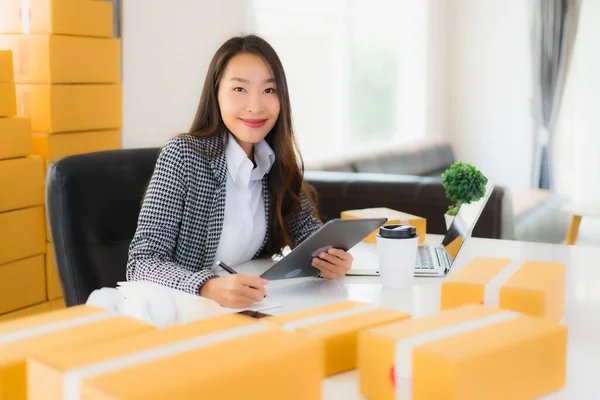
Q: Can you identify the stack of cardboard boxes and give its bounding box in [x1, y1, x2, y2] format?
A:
[0, 50, 49, 321]
[0, 0, 121, 319]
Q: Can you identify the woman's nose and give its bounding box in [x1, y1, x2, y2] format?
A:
[245, 93, 264, 113]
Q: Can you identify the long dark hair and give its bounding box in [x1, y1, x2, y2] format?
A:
[186, 34, 319, 255]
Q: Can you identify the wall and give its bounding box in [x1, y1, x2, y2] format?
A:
[426, 0, 450, 139]
[121, 0, 247, 149]
[445, 0, 535, 189]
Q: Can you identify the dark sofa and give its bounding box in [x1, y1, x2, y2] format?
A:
[305, 137, 569, 244]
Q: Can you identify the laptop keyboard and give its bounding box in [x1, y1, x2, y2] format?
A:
[416, 247, 441, 270]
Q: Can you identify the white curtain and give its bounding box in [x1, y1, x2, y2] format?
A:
[530, 0, 580, 189]
[553, 0, 599, 203]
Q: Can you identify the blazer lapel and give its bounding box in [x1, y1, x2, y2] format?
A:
[207, 135, 227, 185]
[203, 135, 227, 269]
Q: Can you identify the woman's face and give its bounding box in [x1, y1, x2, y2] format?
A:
[217, 53, 281, 156]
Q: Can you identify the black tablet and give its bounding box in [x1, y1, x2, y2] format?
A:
[260, 218, 387, 280]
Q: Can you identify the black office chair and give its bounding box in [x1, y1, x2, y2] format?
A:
[46, 148, 161, 306]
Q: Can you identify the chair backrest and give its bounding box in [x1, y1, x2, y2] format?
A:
[46, 148, 160, 306]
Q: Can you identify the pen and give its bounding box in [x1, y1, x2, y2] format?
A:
[216, 260, 269, 299]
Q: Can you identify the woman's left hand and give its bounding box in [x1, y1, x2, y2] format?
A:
[312, 248, 354, 279]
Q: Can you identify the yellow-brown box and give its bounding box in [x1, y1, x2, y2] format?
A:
[49, 297, 65, 310]
[359, 304, 567, 400]
[0, 255, 46, 315]
[441, 257, 566, 320]
[45, 243, 62, 300]
[0, 82, 16, 117]
[0, 117, 32, 160]
[267, 301, 411, 376]
[0, 34, 120, 84]
[29, 314, 323, 400]
[0, 156, 44, 212]
[0, 206, 45, 265]
[341, 207, 426, 244]
[0, 51, 14, 82]
[0, 0, 113, 37]
[33, 130, 121, 170]
[0, 305, 154, 400]
[0, 302, 51, 323]
[15, 84, 122, 133]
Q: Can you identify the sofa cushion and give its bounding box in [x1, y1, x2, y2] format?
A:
[305, 137, 455, 176]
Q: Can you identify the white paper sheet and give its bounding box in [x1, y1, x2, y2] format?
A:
[220, 296, 282, 314]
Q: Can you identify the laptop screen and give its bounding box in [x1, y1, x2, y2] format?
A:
[441, 181, 495, 262]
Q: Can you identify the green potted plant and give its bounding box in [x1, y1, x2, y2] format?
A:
[441, 161, 488, 229]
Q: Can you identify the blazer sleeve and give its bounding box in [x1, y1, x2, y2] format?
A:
[286, 189, 323, 248]
[126, 138, 218, 295]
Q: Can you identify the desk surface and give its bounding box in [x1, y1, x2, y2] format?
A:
[234, 235, 600, 399]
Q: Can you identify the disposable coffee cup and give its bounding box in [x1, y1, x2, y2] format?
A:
[376, 224, 419, 289]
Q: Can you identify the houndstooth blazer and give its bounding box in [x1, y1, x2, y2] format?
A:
[126, 134, 322, 295]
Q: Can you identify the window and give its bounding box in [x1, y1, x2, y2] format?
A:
[248, 0, 428, 165]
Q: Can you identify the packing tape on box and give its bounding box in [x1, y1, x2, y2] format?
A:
[20, 0, 30, 33]
[483, 260, 523, 307]
[0, 311, 118, 346]
[281, 304, 378, 332]
[62, 322, 271, 400]
[394, 311, 520, 397]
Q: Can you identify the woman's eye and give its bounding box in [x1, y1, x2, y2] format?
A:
[233, 87, 246, 93]
[264, 88, 276, 94]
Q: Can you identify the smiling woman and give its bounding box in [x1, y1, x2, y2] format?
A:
[217, 53, 281, 156]
[126, 35, 355, 309]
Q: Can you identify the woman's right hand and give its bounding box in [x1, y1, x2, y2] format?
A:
[199, 274, 268, 308]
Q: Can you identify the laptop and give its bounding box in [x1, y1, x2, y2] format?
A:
[346, 180, 495, 277]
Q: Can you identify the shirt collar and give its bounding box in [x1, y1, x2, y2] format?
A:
[225, 133, 275, 184]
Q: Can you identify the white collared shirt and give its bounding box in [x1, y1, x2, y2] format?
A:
[213, 134, 275, 269]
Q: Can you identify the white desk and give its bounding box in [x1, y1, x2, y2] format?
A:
[234, 235, 600, 399]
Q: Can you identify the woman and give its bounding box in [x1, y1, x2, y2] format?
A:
[126, 35, 354, 308]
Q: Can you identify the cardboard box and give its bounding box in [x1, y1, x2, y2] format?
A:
[0, 255, 46, 315]
[0, 156, 44, 213]
[49, 297, 65, 310]
[0, 206, 46, 265]
[28, 314, 256, 400]
[341, 208, 426, 244]
[0, 302, 51, 323]
[29, 315, 323, 400]
[0, 51, 13, 81]
[45, 243, 62, 300]
[0, 0, 113, 37]
[44, 207, 51, 243]
[359, 304, 567, 400]
[0, 82, 16, 116]
[15, 84, 122, 133]
[0, 305, 153, 400]
[267, 301, 410, 376]
[0, 117, 32, 160]
[0, 34, 120, 84]
[33, 130, 121, 170]
[441, 257, 566, 320]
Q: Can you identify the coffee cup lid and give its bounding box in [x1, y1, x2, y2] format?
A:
[378, 224, 417, 239]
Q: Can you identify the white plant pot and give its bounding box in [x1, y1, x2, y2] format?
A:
[444, 213, 455, 230]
